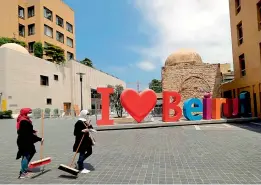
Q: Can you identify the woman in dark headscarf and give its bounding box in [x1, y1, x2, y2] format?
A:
[16, 108, 44, 179]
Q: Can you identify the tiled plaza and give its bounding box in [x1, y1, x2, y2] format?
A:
[1, 119, 261, 184]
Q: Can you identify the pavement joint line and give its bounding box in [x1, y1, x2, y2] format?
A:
[194, 125, 201, 130]
[223, 123, 233, 128]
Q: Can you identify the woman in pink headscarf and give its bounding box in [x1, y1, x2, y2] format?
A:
[16, 108, 43, 179]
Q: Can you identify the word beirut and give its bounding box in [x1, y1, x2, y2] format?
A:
[96, 88, 246, 126]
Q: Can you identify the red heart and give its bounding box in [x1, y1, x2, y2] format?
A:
[120, 89, 157, 123]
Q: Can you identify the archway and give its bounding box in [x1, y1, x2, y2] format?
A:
[179, 76, 211, 104]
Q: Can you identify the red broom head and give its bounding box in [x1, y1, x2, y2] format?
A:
[29, 157, 51, 168]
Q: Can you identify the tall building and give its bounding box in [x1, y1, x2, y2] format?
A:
[0, 0, 75, 61]
[222, 0, 261, 117]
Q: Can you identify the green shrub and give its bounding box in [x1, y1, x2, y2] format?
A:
[0, 110, 12, 119]
[33, 42, 43, 58]
[3, 110, 12, 115]
[54, 108, 59, 115]
[45, 108, 51, 114]
[32, 108, 42, 119]
[0, 37, 26, 47]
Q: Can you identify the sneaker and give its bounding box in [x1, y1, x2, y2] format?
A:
[18, 172, 29, 179]
[80, 169, 90, 174]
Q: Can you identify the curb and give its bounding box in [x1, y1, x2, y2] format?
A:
[94, 117, 261, 131]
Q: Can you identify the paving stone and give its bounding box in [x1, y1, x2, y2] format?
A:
[1, 120, 261, 184]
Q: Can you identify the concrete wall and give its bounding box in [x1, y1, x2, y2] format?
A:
[70, 61, 126, 110]
[3, 48, 71, 112]
[0, 49, 7, 110]
[0, 48, 126, 112]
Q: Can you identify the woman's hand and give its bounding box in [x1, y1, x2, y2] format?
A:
[41, 138, 44, 144]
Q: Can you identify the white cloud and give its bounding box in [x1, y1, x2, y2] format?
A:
[136, 61, 156, 71]
[133, 0, 233, 68]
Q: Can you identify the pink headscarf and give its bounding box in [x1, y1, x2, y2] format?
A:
[16, 108, 32, 130]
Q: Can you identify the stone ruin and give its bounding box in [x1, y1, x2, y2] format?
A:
[162, 49, 222, 108]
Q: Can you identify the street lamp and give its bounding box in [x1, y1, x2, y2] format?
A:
[76, 72, 85, 110]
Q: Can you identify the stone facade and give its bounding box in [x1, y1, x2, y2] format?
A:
[162, 49, 222, 108]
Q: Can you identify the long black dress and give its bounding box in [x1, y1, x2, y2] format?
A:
[16, 120, 42, 160]
[73, 120, 93, 153]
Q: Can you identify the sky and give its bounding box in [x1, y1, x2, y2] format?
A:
[63, 0, 233, 90]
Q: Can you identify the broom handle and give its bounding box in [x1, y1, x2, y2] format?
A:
[69, 133, 86, 167]
[40, 111, 44, 160]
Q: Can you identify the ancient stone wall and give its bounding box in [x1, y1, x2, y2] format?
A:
[162, 63, 222, 107]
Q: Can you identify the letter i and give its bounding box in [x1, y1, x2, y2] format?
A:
[203, 94, 212, 120]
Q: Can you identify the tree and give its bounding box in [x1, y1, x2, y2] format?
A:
[149, 79, 162, 93]
[108, 84, 124, 117]
[33, 42, 43, 58]
[80, 58, 93, 67]
[44, 43, 65, 64]
[0, 37, 26, 47]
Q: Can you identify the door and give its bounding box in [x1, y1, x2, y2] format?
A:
[63, 103, 71, 116]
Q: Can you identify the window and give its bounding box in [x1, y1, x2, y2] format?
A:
[56, 15, 64, 27]
[67, 37, 73, 48]
[257, 1, 261, 30]
[67, 52, 74, 60]
[56, 31, 64, 43]
[237, 22, 243, 45]
[19, 24, 25, 37]
[44, 25, 53, 38]
[18, 6, 24, 19]
[46, 98, 52, 105]
[28, 24, 35, 36]
[44, 7, 52, 21]
[235, 0, 241, 14]
[40, 75, 49, 86]
[239, 54, 246, 77]
[28, 42, 35, 53]
[28, 6, 34, 18]
[54, 74, 58, 81]
[66, 22, 73, 33]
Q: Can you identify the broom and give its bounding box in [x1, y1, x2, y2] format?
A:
[58, 133, 86, 176]
[58, 120, 91, 176]
[28, 111, 51, 169]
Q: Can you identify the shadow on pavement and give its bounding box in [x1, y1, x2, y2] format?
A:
[30, 169, 52, 179]
[229, 122, 261, 134]
[59, 174, 78, 179]
[84, 163, 95, 171]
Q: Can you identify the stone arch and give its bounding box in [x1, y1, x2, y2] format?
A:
[179, 76, 211, 105]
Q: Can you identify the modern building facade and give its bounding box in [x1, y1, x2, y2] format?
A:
[0, 0, 76, 61]
[221, 0, 261, 117]
[220, 63, 234, 83]
[0, 44, 126, 114]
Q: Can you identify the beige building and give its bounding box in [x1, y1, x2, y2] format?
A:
[0, 0, 75, 60]
[221, 0, 261, 117]
[0, 44, 126, 113]
[161, 49, 222, 107]
[220, 63, 234, 83]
